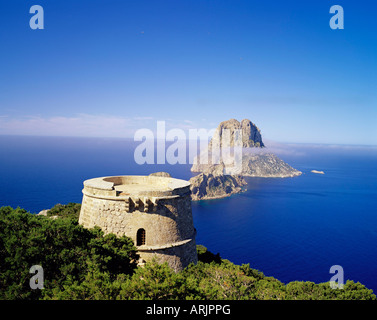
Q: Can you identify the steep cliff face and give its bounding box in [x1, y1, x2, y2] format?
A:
[240, 119, 265, 148]
[207, 118, 264, 150]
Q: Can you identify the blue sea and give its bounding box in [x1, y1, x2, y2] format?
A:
[1, 135, 377, 293]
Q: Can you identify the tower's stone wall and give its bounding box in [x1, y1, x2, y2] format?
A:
[78, 175, 197, 272]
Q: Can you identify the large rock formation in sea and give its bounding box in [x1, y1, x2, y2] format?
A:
[191, 118, 301, 178]
[189, 118, 301, 200]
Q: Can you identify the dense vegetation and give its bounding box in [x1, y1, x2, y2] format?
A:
[0, 204, 375, 300]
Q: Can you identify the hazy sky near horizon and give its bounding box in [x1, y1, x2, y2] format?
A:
[0, 0, 376, 145]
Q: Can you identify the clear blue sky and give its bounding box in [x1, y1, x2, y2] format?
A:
[0, 0, 376, 144]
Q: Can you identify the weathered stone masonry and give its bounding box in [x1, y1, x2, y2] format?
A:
[78, 175, 198, 272]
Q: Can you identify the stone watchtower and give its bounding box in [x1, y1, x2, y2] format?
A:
[78, 175, 197, 272]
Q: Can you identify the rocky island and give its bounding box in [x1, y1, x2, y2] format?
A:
[190, 172, 247, 201]
[189, 118, 301, 200]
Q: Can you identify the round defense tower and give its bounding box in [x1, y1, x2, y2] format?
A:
[78, 175, 197, 272]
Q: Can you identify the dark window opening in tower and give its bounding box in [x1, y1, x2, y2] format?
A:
[137, 228, 146, 246]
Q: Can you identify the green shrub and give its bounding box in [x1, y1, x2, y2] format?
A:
[0, 206, 375, 300]
[0, 206, 138, 300]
